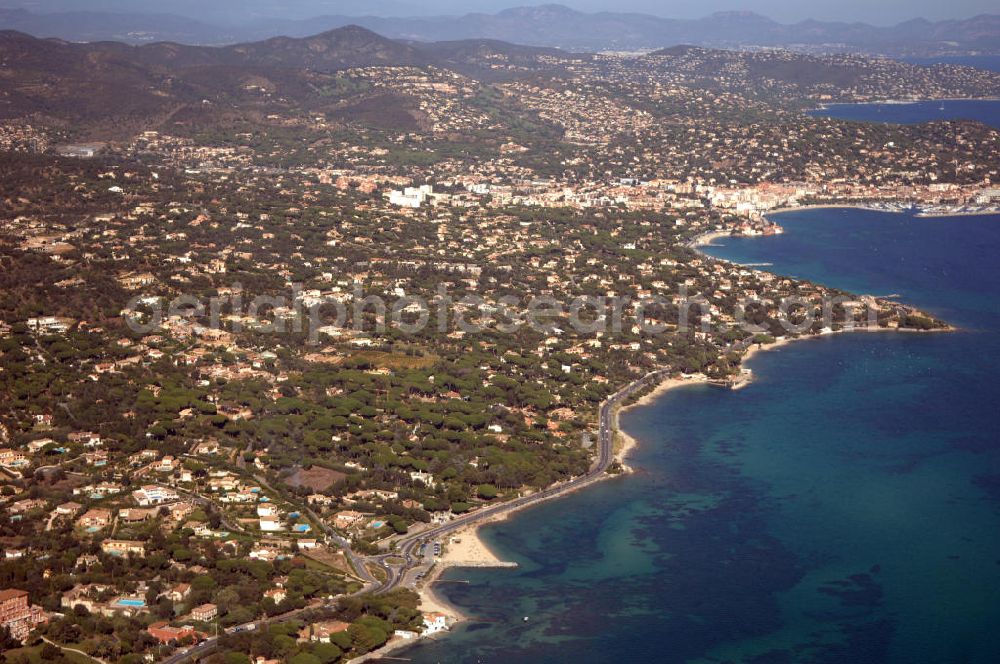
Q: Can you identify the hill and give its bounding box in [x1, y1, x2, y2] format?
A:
[0, 25, 579, 138]
[2, 23, 998, 140]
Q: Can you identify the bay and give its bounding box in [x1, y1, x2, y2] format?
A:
[807, 98, 1000, 130]
[399, 208, 1000, 664]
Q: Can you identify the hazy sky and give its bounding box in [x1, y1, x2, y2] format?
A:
[5, 0, 996, 24]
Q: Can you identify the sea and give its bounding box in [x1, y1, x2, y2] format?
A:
[807, 98, 1000, 130]
[398, 208, 1000, 664]
[808, 57, 1000, 130]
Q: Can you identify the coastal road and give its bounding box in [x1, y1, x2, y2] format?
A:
[369, 368, 672, 594]
[158, 369, 669, 664]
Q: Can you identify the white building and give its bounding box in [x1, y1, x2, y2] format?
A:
[388, 185, 433, 208]
[422, 612, 448, 635]
[26, 317, 71, 333]
[132, 485, 179, 506]
[259, 517, 283, 532]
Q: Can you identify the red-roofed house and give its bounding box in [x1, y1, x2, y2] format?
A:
[147, 622, 201, 645]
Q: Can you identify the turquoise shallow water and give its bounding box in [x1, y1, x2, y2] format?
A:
[400, 209, 1000, 664]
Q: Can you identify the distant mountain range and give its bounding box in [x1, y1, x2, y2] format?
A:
[1, 4, 998, 55]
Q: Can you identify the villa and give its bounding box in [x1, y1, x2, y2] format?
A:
[164, 583, 191, 603]
[263, 588, 287, 604]
[259, 516, 283, 532]
[54, 501, 83, 517]
[147, 622, 201, 645]
[61, 584, 110, 614]
[101, 539, 146, 558]
[300, 620, 351, 643]
[0, 449, 29, 468]
[132, 485, 179, 506]
[77, 509, 112, 530]
[191, 603, 218, 621]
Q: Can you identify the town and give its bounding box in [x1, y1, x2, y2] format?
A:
[0, 22, 995, 664]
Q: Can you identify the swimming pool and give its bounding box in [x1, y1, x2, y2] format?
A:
[114, 598, 146, 608]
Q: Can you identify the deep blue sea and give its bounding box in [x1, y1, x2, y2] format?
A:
[807, 99, 1000, 130]
[400, 209, 1000, 664]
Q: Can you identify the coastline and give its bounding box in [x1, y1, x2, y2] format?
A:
[762, 203, 890, 219]
[689, 203, 999, 253]
[614, 374, 711, 468]
[761, 203, 1000, 223]
[365, 375, 722, 662]
[688, 229, 732, 248]
[361, 324, 960, 664]
[349, 516, 517, 663]
[808, 95, 1000, 112]
[610, 331, 903, 465]
[368, 203, 962, 664]
[417, 514, 517, 620]
[816, 95, 1000, 104]
[363, 204, 959, 662]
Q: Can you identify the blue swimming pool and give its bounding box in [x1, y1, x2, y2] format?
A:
[114, 598, 146, 608]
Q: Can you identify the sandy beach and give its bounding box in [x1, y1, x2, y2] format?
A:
[348, 526, 514, 663]
[738, 335, 796, 364]
[613, 373, 711, 467]
[416, 516, 518, 620]
[689, 229, 732, 248]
